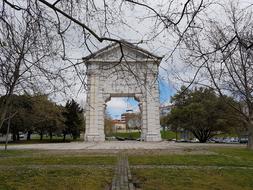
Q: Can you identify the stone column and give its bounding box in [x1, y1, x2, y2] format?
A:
[142, 64, 161, 141]
[84, 64, 105, 141]
[135, 94, 146, 141]
[144, 86, 161, 141]
[141, 99, 148, 141]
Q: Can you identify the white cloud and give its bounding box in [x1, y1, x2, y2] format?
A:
[106, 97, 140, 119]
[106, 98, 128, 111]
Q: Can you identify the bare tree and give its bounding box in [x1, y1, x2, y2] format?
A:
[0, 0, 215, 67]
[181, 2, 253, 149]
[0, 6, 67, 130]
[0, 0, 212, 127]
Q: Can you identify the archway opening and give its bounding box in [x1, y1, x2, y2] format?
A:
[105, 97, 141, 141]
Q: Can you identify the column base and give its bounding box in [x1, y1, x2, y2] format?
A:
[141, 133, 162, 142]
[84, 133, 105, 142]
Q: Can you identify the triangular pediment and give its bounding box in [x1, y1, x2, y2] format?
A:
[83, 41, 162, 63]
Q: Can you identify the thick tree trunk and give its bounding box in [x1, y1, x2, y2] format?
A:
[26, 130, 32, 141]
[12, 129, 19, 142]
[248, 135, 253, 149]
[176, 128, 178, 141]
[0, 83, 17, 130]
[17, 132, 20, 141]
[247, 121, 253, 149]
[40, 131, 43, 141]
[12, 132, 16, 141]
[49, 131, 52, 141]
[63, 133, 66, 142]
[0, 97, 11, 131]
[5, 117, 11, 151]
[0, 106, 8, 131]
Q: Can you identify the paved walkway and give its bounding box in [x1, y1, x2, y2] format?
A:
[111, 154, 135, 190]
[0, 141, 245, 150]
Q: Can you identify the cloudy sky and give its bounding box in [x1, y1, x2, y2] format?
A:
[54, 0, 201, 117]
[46, 0, 184, 117]
[106, 97, 139, 119]
[35, 0, 251, 118]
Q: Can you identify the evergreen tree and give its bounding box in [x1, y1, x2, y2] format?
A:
[63, 99, 84, 140]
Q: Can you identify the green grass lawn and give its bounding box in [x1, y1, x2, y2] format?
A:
[132, 168, 253, 190]
[0, 155, 116, 166]
[129, 147, 253, 167]
[0, 150, 116, 190]
[109, 130, 176, 140]
[160, 130, 176, 140]
[130, 147, 253, 190]
[1, 147, 253, 190]
[111, 131, 141, 139]
[0, 168, 113, 190]
[0, 150, 117, 166]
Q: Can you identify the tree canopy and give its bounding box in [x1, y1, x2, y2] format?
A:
[168, 87, 242, 143]
[63, 99, 84, 140]
[179, 2, 253, 148]
[0, 94, 84, 142]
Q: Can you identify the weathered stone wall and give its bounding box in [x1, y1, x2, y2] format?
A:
[84, 44, 161, 142]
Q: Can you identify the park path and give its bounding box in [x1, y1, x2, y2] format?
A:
[1, 141, 245, 150]
[111, 153, 135, 190]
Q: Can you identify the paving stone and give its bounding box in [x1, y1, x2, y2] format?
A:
[111, 154, 135, 190]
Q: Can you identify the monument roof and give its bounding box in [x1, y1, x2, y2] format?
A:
[82, 40, 163, 63]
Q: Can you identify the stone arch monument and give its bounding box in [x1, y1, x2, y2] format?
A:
[83, 41, 162, 141]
